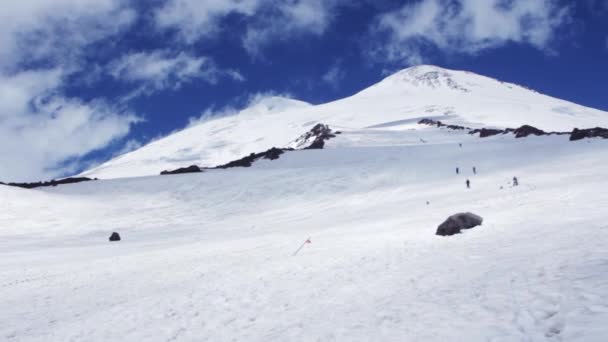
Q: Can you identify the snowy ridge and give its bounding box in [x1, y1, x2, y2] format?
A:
[81, 65, 608, 179]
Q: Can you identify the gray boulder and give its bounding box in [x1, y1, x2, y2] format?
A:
[436, 212, 483, 236]
[109, 232, 121, 242]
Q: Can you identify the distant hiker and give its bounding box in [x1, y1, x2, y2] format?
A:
[426, 201, 430, 205]
[513, 177, 519, 187]
[459, 143, 462, 147]
[456, 167, 460, 174]
[466, 179, 470, 189]
[473, 167, 477, 174]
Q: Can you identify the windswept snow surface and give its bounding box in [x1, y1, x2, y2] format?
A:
[81, 65, 608, 179]
[2, 127, 608, 341]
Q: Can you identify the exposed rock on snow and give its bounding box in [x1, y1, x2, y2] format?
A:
[436, 212, 483, 236]
[0, 177, 95, 189]
[570, 127, 608, 141]
[217, 147, 290, 169]
[287, 123, 338, 150]
[418, 119, 594, 141]
[160, 165, 202, 175]
[511, 125, 548, 138]
[470, 128, 504, 138]
[109, 232, 121, 242]
[161, 124, 338, 173]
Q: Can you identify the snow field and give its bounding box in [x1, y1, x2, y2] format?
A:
[2, 132, 608, 341]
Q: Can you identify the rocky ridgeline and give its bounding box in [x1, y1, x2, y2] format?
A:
[418, 119, 606, 141]
[288, 123, 339, 150]
[0, 177, 95, 190]
[216, 147, 289, 169]
[570, 127, 608, 141]
[160, 165, 203, 175]
[160, 123, 340, 175]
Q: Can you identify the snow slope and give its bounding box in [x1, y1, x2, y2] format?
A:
[3, 65, 608, 341]
[2, 128, 608, 341]
[81, 65, 608, 179]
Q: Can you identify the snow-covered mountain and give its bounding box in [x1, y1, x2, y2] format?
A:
[3, 65, 608, 341]
[81, 65, 608, 179]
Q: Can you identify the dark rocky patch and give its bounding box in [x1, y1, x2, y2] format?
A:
[436, 212, 483, 236]
[417, 119, 470, 131]
[445, 124, 467, 130]
[418, 118, 440, 126]
[419, 118, 600, 141]
[570, 127, 608, 141]
[291, 123, 337, 150]
[470, 128, 504, 138]
[158, 123, 338, 174]
[1, 177, 95, 190]
[512, 125, 547, 138]
[216, 147, 292, 169]
[161, 165, 202, 175]
[109, 232, 121, 242]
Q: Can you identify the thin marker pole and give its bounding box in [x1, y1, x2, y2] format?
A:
[292, 237, 311, 256]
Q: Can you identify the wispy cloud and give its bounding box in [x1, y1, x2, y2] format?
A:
[154, 0, 343, 58]
[109, 50, 246, 99]
[371, 0, 572, 65]
[0, 0, 136, 71]
[243, 0, 341, 57]
[322, 62, 346, 89]
[110, 51, 214, 91]
[188, 91, 299, 126]
[0, 1, 140, 181]
[154, 0, 261, 43]
[0, 69, 140, 181]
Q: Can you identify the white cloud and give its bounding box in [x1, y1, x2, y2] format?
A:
[155, 0, 341, 57]
[155, 0, 262, 43]
[373, 0, 571, 64]
[322, 62, 346, 88]
[243, 0, 336, 56]
[109, 50, 246, 99]
[188, 91, 296, 126]
[0, 69, 140, 182]
[110, 51, 214, 90]
[0, 0, 136, 71]
[0, 0, 141, 181]
[225, 70, 247, 82]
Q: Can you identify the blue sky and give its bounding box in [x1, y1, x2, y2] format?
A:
[1, 0, 607, 181]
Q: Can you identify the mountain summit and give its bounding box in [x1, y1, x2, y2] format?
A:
[81, 65, 608, 179]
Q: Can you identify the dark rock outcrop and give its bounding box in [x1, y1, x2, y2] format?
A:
[512, 125, 546, 138]
[306, 123, 337, 149]
[570, 127, 608, 141]
[436, 212, 483, 236]
[160, 165, 202, 175]
[158, 123, 338, 174]
[1, 177, 95, 190]
[217, 147, 291, 169]
[470, 128, 504, 138]
[418, 119, 470, 131]
[109, 232, 121, 242]
[419, 118, 599, 141]
[290, 123, 338, 150]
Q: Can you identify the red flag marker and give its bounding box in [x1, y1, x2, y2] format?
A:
[293, 237, 312, 256]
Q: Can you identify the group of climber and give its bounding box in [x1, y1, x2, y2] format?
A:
[456, 166, 519, 189]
